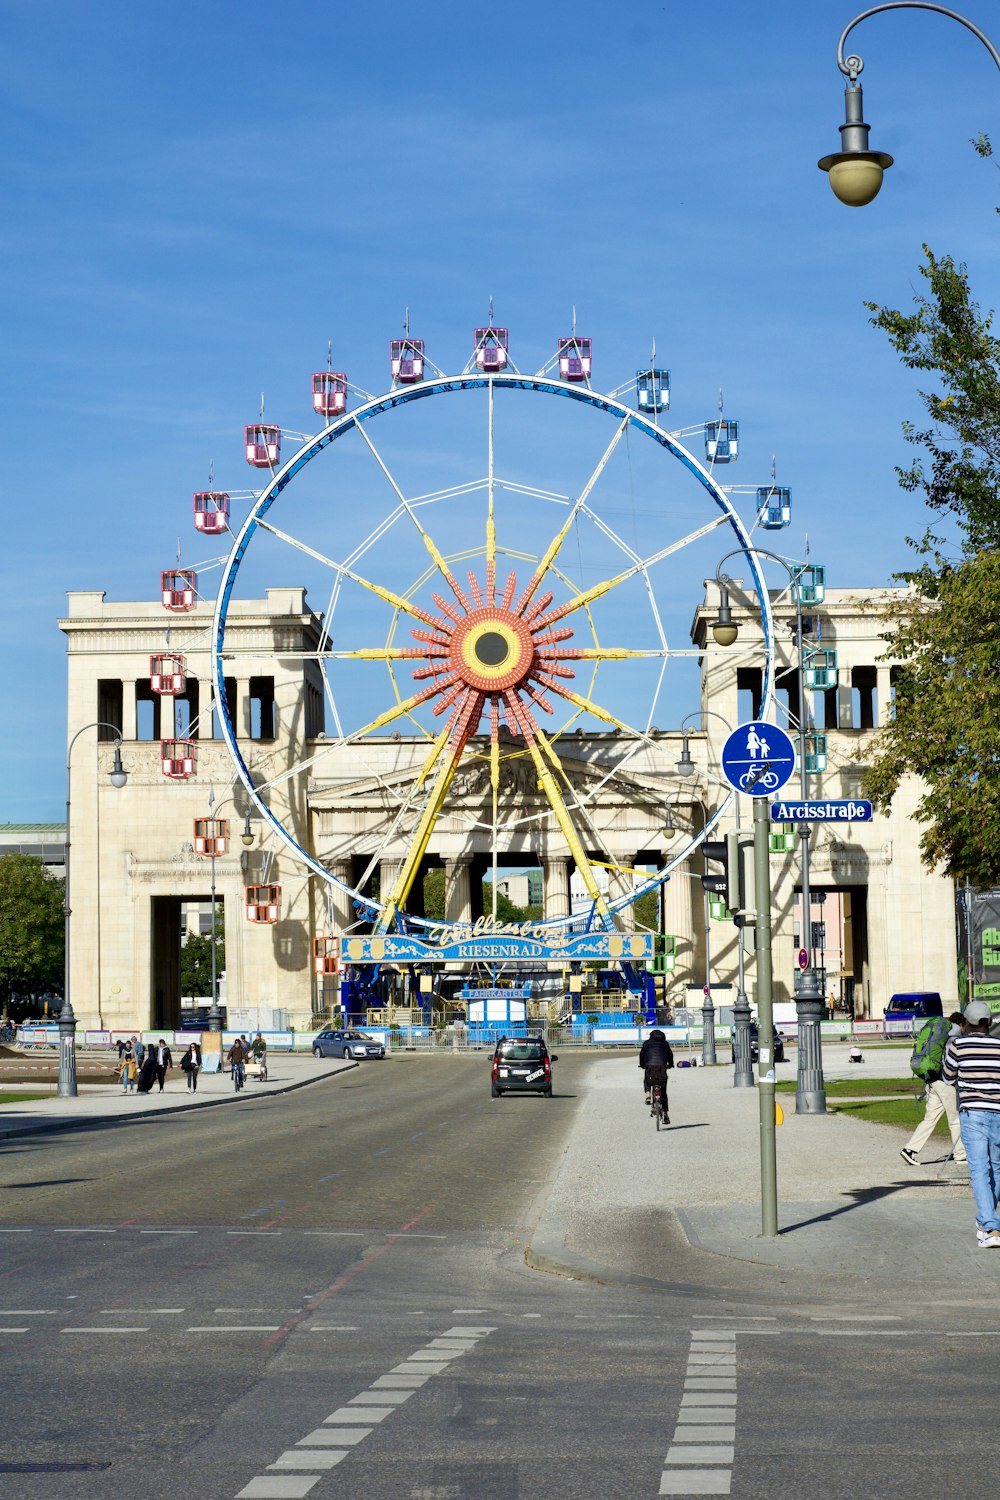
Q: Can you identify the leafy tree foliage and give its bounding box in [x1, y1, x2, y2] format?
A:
[180, 925, 225, 998]
[0, 854, 65, 1009]
[864, 238, 1000, 880]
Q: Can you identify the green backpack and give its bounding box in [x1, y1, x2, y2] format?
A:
[910, 1016, 951, 1080]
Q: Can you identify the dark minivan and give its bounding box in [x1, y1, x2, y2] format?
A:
[491, 1036, 558, 1097]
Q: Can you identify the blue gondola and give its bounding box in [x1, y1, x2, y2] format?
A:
[636, 368, 670, 414]
[757, 485, 791, 530]
[705, 418, 739, 464]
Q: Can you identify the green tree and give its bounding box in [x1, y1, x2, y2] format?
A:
[180, 925, 225, 998]
[864, 236, 1000, 881]
[0, 854, 65, 1009]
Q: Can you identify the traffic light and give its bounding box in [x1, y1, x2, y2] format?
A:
[701, 841, 731, 899]
[702, 834, 756, 924]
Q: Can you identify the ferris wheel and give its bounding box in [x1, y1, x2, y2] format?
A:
[201, 321, 778, 935]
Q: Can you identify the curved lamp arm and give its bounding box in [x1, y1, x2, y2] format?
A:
[837, 2, 1000, 80]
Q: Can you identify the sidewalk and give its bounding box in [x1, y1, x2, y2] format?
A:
[0, 1053, 352, 1139]
[528, 1045, 998, 1304]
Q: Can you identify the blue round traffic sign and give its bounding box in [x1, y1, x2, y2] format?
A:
[720, 721, 797, 797]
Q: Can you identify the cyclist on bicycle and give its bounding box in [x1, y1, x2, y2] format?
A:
[639, 1028, 674, 1121]
[227, 1036, 246, 1090]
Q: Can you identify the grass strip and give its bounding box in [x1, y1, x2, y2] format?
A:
[826, 1097, 951, 1132]
[0, 1091, 52, 1104]
[775, 1077, 920, 1097]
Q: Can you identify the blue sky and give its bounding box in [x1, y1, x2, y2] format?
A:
[3, 0, 999, 820]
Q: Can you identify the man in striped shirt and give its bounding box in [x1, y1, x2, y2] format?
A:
[942, 1000, 1000, 1248]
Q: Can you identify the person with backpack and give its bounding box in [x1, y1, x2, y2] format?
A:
[900, 1011, 966, 1168]
[942, 1000, 1000, 1247]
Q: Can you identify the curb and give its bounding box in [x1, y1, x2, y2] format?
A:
[0, 1061, 357, 1142]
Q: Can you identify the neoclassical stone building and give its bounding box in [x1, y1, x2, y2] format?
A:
[59, 578, 957, 1031]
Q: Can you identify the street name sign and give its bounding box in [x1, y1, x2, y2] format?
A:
[770, 799, 873, 823]
[721, 721, 797, 797]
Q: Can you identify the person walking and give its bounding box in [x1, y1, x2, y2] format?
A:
[118, 1041, 137, 1094]
[180, 1041, 202, 1093]
[942, 1001, 1000, 1248]
[152, 1037, 173, 1092]
[250, 1032, 267, 1081]
[900, 1011, 967, 1168]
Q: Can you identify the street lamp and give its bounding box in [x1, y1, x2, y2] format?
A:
[63, 723, 128, 1098]
[712, 551, 827, 1115]
[677, 711, 755, 1088]
[205, 799, 255, 1034]
[819, 3, 1000, 206]
[664, 774, 717, 1066]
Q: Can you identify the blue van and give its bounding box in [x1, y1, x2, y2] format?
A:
[884, 992, 943, 1023]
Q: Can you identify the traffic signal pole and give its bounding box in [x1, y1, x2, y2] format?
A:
[753, 795, 779, 1237]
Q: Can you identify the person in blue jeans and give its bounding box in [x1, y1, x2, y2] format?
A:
[942, 1000, 1000, 1248]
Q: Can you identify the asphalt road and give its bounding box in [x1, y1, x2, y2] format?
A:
[0, 1054, 995, 1499]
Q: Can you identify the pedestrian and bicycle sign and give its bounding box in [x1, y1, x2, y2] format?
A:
[770, 799, 873, 823]
[720, 721, 797, 797]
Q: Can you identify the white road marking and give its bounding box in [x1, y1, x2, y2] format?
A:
[235, 1325, 497, 1497]
[140, 1229, 196, 1235]
[659, 1331, 738, 1496]
[99, 1308, 183, 1314]
[660, 1474, 731, 1495]
[324, 1407, 394, 1423]
[54, 1228, 117, 1234]
[0, 1310, 56, 1316]
[188, 1326, 281, 1333]
[268, 1454, 346, 1470]
[0, 1328, 28, 1334]
[61, 1327, 150, 1334]
[349, 1391, 414, 1405]
[237, 1478, 320, 1499]
[297, 1428, 371, 1446]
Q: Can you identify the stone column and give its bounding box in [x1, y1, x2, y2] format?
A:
[607, 858, 636, 931]
[542, 857, 571, 922]
[379, 859, 402, 913]
[326, 860, 356, 934]
[444, 857, 473, 927]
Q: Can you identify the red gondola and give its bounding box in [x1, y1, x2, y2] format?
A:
[390, 338, 425, 384]
[312, 371, 348, 418]
[313, 935, 340, 975]
[245, 424, 280, 468]
[193, 491, 230, 534]
[150, 654, 186, 694]
[194, 818, 228, 856]
[161, 570, 197, 611]
[161, 740, 196, 779]
[558, 336, 591, 382]
[474, 327, 508, 372]
[246, 884, 280, 924]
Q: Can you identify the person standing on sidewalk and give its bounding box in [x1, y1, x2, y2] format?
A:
[942, 1001, 1000, 1248]
[900, 1012, 967, 1168]
[180, 1041, 202, 1092]
[118, 1041, 137, 1094]
[152, 1038, 173, 1092]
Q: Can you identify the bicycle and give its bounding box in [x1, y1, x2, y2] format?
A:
[232, 1061, 245, 1093]
[649, 1077, 669, 1131]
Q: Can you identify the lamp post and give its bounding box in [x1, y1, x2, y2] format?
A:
[819, 3, 1000, 205]
[205, 798, 255, 1034]
[664, 778, 716, 1066]
[63, 723, 128, 1098]
[677, 711, 755, 1088]
[711, 551, 827, 1115]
